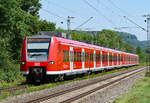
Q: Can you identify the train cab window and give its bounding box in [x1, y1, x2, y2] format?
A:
[74, 51, 76, 62]
[63, 50, 66, 62]
[27, 38, 50, 61]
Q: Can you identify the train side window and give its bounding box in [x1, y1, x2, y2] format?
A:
[96, 53, 100, 62]
[92, 53, 94, 61]
[90, 53, 92, 61]
[114, 55, 116, 62]
[74, 51, 76, 62]
[106, 54, 108, 62]
[87, 53, 90, 62]
[77, 52, 80, 62]
[94, 52, 96, 62]
[67, 50, 69, 62]
[63, 50, 66, 62]
[109, 55, 112, 62]
[86, 53, 89, 62]
[90, 53, 93, 62]
[102, 53, 104, 62]
[85, 52, 86, 62]
[85, 53, 87, 62]
[79, 52, 82, 62]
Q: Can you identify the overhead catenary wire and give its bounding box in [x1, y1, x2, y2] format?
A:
[82, 0, 117, 27]
[97, 0, 126, 30]
[41, 8, 79, 28]
[46, 0, 87, 19]
[107, 0, 143, 21]
[41, 8, 66, 20]
[75, 17, 93, 30]
[123, 16, 146, 32]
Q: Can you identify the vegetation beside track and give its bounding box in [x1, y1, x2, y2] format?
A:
[114, 74, 150, 103]
[0, 65, 145, 102]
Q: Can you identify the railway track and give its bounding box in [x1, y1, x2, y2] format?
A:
[0, 85, 27, 93]
[25, 66, 145, 103]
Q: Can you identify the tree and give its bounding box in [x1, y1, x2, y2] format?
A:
[19, 0, 41, 16]
[0, 0, 56, 82]
[136, 46, 146, 63]
[39, 20, 56, 31]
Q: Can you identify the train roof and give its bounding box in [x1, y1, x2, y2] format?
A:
[54, 36, 138, 56]
[25, 35, 137, 56]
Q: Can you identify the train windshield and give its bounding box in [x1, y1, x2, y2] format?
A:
[27, 38, 51, 61]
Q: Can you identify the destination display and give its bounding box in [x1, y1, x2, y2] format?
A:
[27, 38, 50, 43]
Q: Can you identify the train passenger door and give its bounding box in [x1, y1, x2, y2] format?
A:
[85, 49, 90, 70]
[94, 50, 96, 68]
[108, 52, 109, 66]
[109, 52, 112, 66]
[89, 49, 94, 69]
[82, 49, 85, 69]
[96, 50, 101, 68]
[118, 54, 120, 65]
[70, 47, 73, 72]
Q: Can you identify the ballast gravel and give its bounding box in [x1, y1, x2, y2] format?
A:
[73, 70, 145, 103]
[1, 68, 145, 103]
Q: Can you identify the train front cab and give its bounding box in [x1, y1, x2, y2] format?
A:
[20, 36, 59, 82]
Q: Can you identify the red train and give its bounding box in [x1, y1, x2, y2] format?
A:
[20, 34, 139, 82]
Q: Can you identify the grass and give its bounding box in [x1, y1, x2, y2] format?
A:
[0, 80, 25, 89]
[0, 64, 145, 102]
[114, 76, 150, 103]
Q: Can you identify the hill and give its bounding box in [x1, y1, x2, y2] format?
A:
[84, 30, 146, 49]
[116, 31, 146, 49]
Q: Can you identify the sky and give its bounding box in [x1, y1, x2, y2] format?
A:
[39, 0, 150, 41]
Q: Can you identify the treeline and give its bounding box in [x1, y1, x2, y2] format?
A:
[57, 29, 136, 53]
[57, 29, 146, 63]
[0, 0, 145, 83]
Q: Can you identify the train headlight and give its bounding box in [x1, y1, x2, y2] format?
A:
[49, 61, 55, 65]
[21, 62, 26, 65]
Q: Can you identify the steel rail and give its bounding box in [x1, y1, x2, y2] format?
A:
[26, 66, 145, 103]
[0, 85, 27, 93]
[61, 68, 144, 103]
